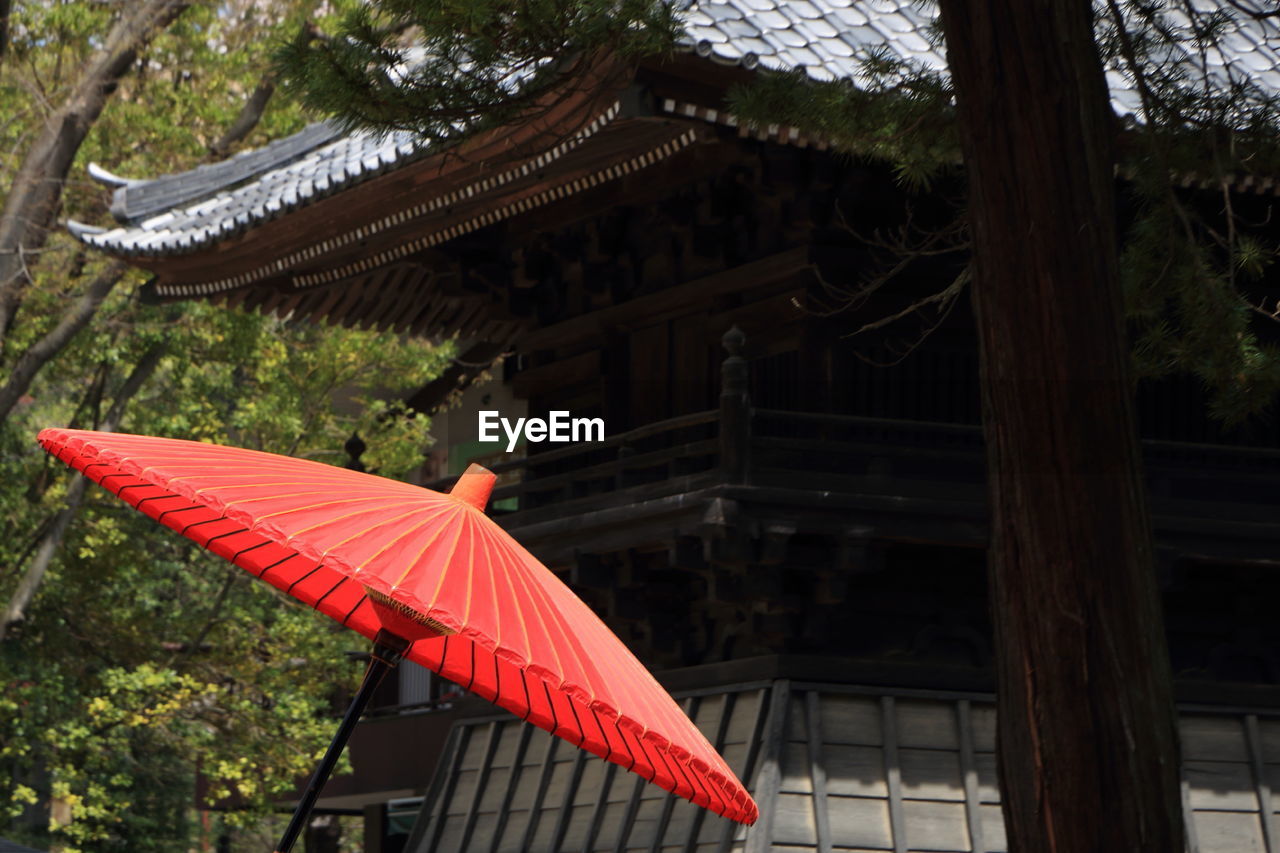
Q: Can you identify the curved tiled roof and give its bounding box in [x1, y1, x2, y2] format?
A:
[70, 0, 1280, 259]
[70, 122, 424, 255]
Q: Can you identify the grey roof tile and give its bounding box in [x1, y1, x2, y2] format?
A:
[781, 44, 824, 67]
[700, 2, 744, 22]
[795, 17, 839, 39]
[752, 8, 790, 29]
[764, 26, 809, 48]
[812, 34, 854, 58]
[687, 22, 729, 43]
[70, 0, 1280, 259]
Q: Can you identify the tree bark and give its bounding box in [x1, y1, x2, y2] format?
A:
[1, 341, 167, 638]
[207, 78, 276, 160]
[936, 0, 1184, 849]
[0, 0, 11, 61]
[0, 260, 126, 423]
[0, 0, 187, 353]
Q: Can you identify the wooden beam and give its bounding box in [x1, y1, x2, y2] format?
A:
[956, 699, 986, 853]
[403, 724, 471, 853]
[805, 691, 834, 853]
[486, 723, 534, 853]
[649, 696, 699, 853]
[743, 681, 790, 853]
[384, 268, 432, 334]
[581, 760, 618, 853]
[881, 697, 907, 853]
[516, 732, 560, 851]
[1246, 715, 1277, 852]
[549, 745, 589, 852]
[517, 247, 809, 352]
[681, 692, 736, 853]
[457, 721, 502, 851]
[613, 770, 648, 853]
[363, 264, 415, 331]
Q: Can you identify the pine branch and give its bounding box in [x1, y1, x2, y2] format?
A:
[273, 0, 678, 142]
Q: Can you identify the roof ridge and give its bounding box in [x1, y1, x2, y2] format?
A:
[102, 120, 349, 224]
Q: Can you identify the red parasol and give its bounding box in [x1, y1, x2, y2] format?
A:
[37, 429, 758, 850]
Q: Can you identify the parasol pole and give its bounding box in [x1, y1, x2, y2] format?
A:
[273, 629, 410, 853]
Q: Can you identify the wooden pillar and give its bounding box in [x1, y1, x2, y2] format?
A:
[363, 803, 386, 853]
[719, 326, 750, 484]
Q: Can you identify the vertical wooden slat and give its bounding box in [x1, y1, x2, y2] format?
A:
[517, 730, 561, 852]
[717, 687, 774, 853]
[956, 700, 986, 853]
[881, 697, 908, 853]
[682, 693, 736, 853]
[550, 746, 590, 851]
[744, 680, 791, 853]
[1181, 775, 1201, 853]
[650, 697, 699, 853]
[583, 761, 620, 853]
[613, 771, 648, 853]
[1246, 715, 1278, 852]
[403, 723, 471, 853]
[806, 691, 834, 853]
[457, 721, 502, 851]
[488, 723, 535, 853]
[364, 802, 387, 853]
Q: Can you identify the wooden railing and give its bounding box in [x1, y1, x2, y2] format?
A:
[423, 327, 1280, 519]
[423, 409, 720, 510]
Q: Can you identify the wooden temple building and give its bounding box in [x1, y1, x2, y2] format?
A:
[70, 1, 1280, 850]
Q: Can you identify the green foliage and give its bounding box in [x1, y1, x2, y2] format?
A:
[0, 2, 454, 850]
[1, 296, 451, 850]
[273, 0, 682, 141]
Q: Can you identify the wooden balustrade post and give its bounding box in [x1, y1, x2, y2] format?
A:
[615, 444, 635, 491]
[720, 326, 750, 484]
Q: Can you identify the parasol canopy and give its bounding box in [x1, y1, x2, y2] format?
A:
[37, 428, 758, 826]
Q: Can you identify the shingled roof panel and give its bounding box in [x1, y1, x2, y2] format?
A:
[403, 681, 1280, 852]
[70, 0, 1280, 259]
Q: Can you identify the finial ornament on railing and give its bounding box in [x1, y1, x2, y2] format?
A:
[344, 433, 367, 472]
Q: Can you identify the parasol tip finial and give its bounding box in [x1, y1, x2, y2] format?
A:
[450, 463, 496, 511]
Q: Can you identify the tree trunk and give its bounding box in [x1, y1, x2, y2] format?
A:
[0, 260, 126, 423]
[0, 0, 187, 352]
[936, 0, 1184, 849]
[1, 341, 167, 638]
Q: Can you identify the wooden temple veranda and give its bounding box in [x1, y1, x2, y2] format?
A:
[68, 1, 1280, 850]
